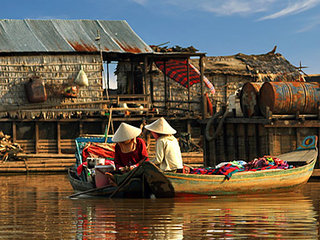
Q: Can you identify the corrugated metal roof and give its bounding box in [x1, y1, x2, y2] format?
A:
[0, 19, 153, 54]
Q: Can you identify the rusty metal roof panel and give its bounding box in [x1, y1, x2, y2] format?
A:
[0, 19, 153, 54]
[58, 19, 121, 52]
[98, 21, 153, 53]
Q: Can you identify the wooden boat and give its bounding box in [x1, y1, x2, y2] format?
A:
[164, 136, 318, 196]
[68, 161, 175, 198]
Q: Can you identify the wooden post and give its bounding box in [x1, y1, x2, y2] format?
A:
[130, 62, 134, 94]
[255, 124, 260, 157]
[296, 127, 300, 150]
[206, 124, 217, 167]
[164, 60, 168, 114]
[318, 104, 320, 167]
[267, 128, 274, 156]
[244, 123, 249, 161]
[143, 56, 149, 110]
[224, 75, 228, 106]
[318, 127, 320, 168]
[106, 61, 110, 99]
[57, 122, 61, 154]
[187, 58, 191, 112]
[149, 60, 154, 105]
[35, 122, 39, 154]
[79, 121, 83, 136]
[212, 134, 217, 167]
[223, 122, 228, 162]
[186, 120, 191, 134]
[233, 123, 239, 159]
[203, 125, 209, 167]
[199, 56, 205, 120]
[12, 121, 16, 142]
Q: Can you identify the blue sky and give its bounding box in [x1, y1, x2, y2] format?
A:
[2, 0, 320, 75]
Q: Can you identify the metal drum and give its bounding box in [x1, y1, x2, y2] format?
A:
[259, 82, 320, 116]
[240, 82, 264, 117]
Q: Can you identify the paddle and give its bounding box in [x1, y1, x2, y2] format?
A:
[68, 184, 115, 198]
[109, 157, 148, 198]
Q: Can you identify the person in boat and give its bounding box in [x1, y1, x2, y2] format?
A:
[144, 117, 183, 173]
[112, 122, 149, 173]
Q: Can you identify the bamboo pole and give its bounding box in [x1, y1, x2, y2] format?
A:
[0, 167, 69, 172]
[0, 160, 74, 166]
[164, 60, 168, 114]
[199, 55, 205, 120]
[187, 58, 191, 112]
[17, 153, 74, 158]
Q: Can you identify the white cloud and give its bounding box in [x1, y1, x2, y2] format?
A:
[198, 0, 276, 16]
[260, 0, 320, 20]
[296, 15, 320, 32]
[130, 0, 320, 19]
[131, 0, 148, 5]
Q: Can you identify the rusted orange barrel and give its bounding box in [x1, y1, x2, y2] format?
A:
[240, 82, 264, 117]
[259, 82, 320, 116]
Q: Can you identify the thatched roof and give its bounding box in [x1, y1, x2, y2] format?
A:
[192, 50, 301, 81]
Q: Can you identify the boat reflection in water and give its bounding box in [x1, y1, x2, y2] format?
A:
[73, 192, 318, 239]
[0, 174, 318, 239]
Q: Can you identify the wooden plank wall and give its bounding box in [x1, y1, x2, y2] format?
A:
[205, 119, 320, 167]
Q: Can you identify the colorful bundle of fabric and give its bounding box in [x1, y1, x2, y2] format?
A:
[82, 142, 115, 162]
[245, 156, 291, 170]
[77, 142, 116, 176]
[190, 156, 293, 180]
[191, 163, 242, 180]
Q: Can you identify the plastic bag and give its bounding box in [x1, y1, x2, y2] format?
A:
[74, 66, 88, 86]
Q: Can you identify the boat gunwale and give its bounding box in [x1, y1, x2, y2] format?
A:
[164, 149, 317, 182]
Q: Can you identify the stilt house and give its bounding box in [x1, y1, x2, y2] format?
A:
[0, 19, 208, 170]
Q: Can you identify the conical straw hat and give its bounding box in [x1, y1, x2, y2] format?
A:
[144, 117, 176, 135]
[112, 122, 142, 143]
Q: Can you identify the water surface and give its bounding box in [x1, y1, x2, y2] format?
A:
[0, 174, 319, 239]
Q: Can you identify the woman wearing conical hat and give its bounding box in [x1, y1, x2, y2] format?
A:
[145, 117, 183, 172]
[112, 122, 149, 172]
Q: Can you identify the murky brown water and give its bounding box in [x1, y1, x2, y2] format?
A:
[0, 174, 319, 239]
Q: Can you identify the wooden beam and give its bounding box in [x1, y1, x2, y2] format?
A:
[265, 120, 320, 128]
